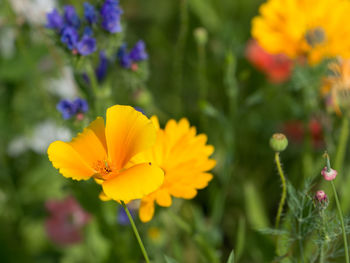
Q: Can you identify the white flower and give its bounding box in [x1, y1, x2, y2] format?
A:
[47, 66, 78, 99]
[7, 120, 72, 156]
[10, 0, 56, 25]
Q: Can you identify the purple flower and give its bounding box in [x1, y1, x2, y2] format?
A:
[95, 51, 109, 82]
[57, 98, 88, 119]
[83, 27, 93, 37]
[129, 40, 148, 61]
[117, 207, 130, 225]
[46, 9, 64, 31]
[73, 98, 89, 113]
[77, 35, 97, 56]
[60, 27, 79, 50]
[117, 44, 131, 68]
[57, 99, 77, 119]
[84, 2, 97, 24]
[134, 107, 146, 116]
[100, 0, 123, 33]
[64, 5, 80, 28]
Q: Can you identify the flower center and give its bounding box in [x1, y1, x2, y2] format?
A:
[93, 160, 113, 180]
[305, 27, 326, 47]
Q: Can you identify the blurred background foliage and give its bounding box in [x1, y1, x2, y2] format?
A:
[0, 0, 348, 262]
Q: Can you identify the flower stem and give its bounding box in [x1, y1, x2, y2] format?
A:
[275, 152, 287, 229]
[120, 201, 150, 263]
[330, 180, 349, 263]
[334, 117, 349, 172]
[319, 210, 326, 263]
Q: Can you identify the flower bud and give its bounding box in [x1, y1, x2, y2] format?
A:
[314, 190, 328, 209]
[194, 27, 208, 46]
[321, 167, 337, 181]
[270, 133, 288, 152]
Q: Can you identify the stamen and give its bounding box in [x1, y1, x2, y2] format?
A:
[93, 160, 113, 180]
[305, 27, 326, 47]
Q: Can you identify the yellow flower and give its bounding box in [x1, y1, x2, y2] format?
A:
[130, 117, 216, 222]
[47, 105, 164, 202]
[251, 0, 350, 64]
[322, 58, 350, 115]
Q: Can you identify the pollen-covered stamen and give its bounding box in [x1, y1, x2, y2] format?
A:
[93, 160, 113, 180]
[305, 27, 326, 47]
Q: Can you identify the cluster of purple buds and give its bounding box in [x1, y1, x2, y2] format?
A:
[46, 1, 123, 56]
[117, 41, 148, 71]
[57, 98, 88, 120]
[314, 190, 329, 210]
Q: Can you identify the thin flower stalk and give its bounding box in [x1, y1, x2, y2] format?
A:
[325, 153, 349, 263]
[121, 201, 150, 263]
[275, 152, 287, 229]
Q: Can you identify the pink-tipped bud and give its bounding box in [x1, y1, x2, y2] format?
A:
[131, 63, 138, 72]
[315, 190, 327, 201]
[314, 190, 328, 210]
[76, 113, 84, 121]
[321, 167, 337, 181]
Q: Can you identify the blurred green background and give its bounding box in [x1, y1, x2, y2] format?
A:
[1, 0, 348, 262]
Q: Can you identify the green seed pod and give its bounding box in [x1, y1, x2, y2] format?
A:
[270, 133, 288, 152]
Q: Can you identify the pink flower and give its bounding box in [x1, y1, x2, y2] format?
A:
[314, 190, 328, 209]
[245, 39, 292, 84]
[315, 190, 327, 201]
[45, 196, 91, 245]
[321, 167, 337, 181]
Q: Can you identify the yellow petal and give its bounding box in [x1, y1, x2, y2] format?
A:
[102, 163, 164, 202]
[69, 117, 107, 167]
[155, 190, 172, 207]
[47, 141, 94, 180]
[139, 200, 155, 223]
[150, 115, 160, 130]
[105, 105, 156, 170]
[99, 191, 111, 201]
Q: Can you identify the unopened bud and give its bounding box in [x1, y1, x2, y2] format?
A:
[270, 133, 288, 152]
[314, 190, 328, 209]
[321, 167, 337, 181]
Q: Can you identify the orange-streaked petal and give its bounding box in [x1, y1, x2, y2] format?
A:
[102, 163, 164, 202]
[48, 141, 95, 180]
[69, 117, 107, 167]
[139, 200, 155, 223]
[105, 105, 156, 170]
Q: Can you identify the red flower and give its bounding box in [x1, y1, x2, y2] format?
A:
[245, 39, 292, 83]
[282, 118, 324, 149]
[45, 196, 91, 245]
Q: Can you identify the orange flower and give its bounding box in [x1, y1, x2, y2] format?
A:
[129, 117, 216, 222]
[322, 59, 350, 115]
[47, 105, 164, 202]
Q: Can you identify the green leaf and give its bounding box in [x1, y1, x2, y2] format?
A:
[164, 255, 178, 263]
[226, 250, 234, 263]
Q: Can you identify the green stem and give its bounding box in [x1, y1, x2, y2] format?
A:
[275, 152, 287, 229]
[172, 0, 188, 114]
[319, 210, 326, 263]
[120, 201, 150, 263]
[298, 218, 304, 263]
[331, 180, 349, 263]
[334, 117, 349, 173]
[86, 63, 102, 114]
